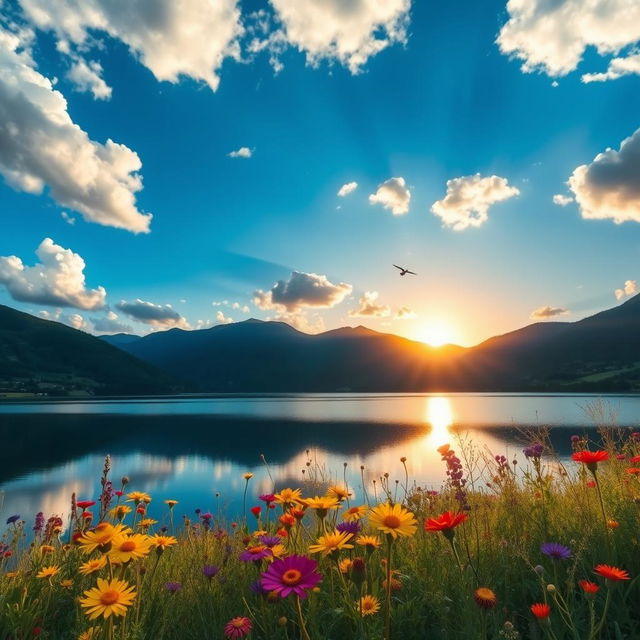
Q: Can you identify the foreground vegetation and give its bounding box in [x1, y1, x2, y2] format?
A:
[1, 430, 639, 639]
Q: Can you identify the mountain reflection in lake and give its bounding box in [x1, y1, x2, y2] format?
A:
[1, 394, 638, 526]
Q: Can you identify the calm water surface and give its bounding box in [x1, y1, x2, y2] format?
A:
[1, 393, 638, 528]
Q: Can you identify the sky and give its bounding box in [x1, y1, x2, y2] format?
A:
[0, 0, 639, 347]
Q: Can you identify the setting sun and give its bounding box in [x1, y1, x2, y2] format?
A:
[416, 322, 456, 347]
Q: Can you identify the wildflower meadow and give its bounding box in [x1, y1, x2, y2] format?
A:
[1, 430, 639, 639]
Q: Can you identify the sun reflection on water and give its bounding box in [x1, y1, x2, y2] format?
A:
[425, 396, 454, 448]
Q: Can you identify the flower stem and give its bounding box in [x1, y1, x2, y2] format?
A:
[296, 595, 312, 640]
[384, 535, 393, 640]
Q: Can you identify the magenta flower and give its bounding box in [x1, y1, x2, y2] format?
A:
[260, 555, 322, 598]
[224, 616, 252, 639]
[240, 545, 272, 563]
[259, 493, 275, 504]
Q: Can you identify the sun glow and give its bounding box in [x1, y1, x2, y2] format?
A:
[424, 396, 454, 448]
[417, 322, 456, 347]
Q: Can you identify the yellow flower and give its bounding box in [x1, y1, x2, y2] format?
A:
[273, 488, 302, 505]
[79, 557, 107, 576]
[327, 486, 351, 501]
[108, 505, 132, 520]
[271, 544, 286, 558]
[164, 500, 178, 508]
[149, 534, 178, 550]
[309, 530, 354, 556]
[252, 530, 268, 538]
[36, 565, 60, 579]
[5, 571, 19, 578]
[78, 628, 100, 640]
[80, 578, 136, 619]
[61, 579, 74, 589]
[40, 544, 55, 554]
[343, 505, 369, 521]
[243, 473, 254, 480]
[301, 496, 340, 511]
[126, 491, 152, 504]
[339, 558, 353, 574]
[357, 595, 381, 616]
[356, 535, 382, 550]
[78, 523, 129, 554]
[368, 503, 417, 539]
[108, 534, 152, 564]
[138, 518, 157, 528]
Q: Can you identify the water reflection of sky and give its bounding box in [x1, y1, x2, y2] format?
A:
[1, 394, 636, 527]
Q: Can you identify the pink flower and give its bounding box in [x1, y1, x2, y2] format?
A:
[260, 555, 322, 599]
[224, 617, 252, 639]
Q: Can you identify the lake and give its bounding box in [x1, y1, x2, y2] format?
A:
[1, 393, 638, 528]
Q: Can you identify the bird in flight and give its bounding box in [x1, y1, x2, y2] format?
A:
[393, 264, 416, 276]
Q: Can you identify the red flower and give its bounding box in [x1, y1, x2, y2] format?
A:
[76, 500, 95, 509]
[630, 455, 640, 463]
[425, 511, 468, 534]
[578, 580, 600, 594]
[586, 480, 596, 488]
[572, 450, 608, 473]
[530, 603, 551, 619]
[627, 467, 640, 475]
[81, 512, 93, 520]
[594, 564, 630, 581]
[250, 506, 261, 517]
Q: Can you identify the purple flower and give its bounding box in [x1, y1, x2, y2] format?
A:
[259, 535, 281, 548]
[200, 512, 213, 521]
[240, 545, 273, 563]
[33, 512, 45, 533]
[523, 443, 544, 459]
[6, 515, 20, 525]
[336, 521, 361, 535]
[541, 542, 572, 561]
[261, 555, 323, 599]
[249, 579, 268, 596]
[203, 565, 219, 580]
[259, 493, 276, 504]
[165, 582, 182, 594]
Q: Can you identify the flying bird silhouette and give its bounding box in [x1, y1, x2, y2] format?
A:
[393, 264, 416, 276]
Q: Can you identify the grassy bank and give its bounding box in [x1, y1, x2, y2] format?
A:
[1, 430, 639, 639]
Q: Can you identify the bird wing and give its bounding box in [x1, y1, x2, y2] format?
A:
[393, 264, 403, 270]
[406, 270, 417, 275]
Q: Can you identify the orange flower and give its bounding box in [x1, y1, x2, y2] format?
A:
[578, 580, 600, 594]
[425, 511, 468, 538]
[530, 603, 551, 619]
[594, 565, 630, 581]
[279, 514, 295, 528]
[626, 467, 640, 475]
[473, 587, 497, 609]
[607, 519, 619, 529]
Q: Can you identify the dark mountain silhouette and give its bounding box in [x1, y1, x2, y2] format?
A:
[0, 305, 178, 395]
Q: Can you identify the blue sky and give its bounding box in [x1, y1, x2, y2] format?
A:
[1, 0, 639, 345]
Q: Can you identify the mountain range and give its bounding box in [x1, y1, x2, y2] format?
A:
[2, 295, 640, 395]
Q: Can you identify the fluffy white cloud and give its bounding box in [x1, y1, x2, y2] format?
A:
[582, 52, 640, 83]
[530, 306, 569, 320]
[38, 308, 90, 331]
[553, 194, 574, 206]
[568, 128, 640, 224]
[369, 177, 410, 215]
[497, 0, 640, 81]
[431, 174, 520, 231]
[337, 181, 358, 197]
[0, 28, 151, 232]
[66, 58, 112, 100]
[18, 0, 243, 92]
[215, 310, 233, 324]
[265, 0, 411, 73]
[228, 147, 253, 158]
[348, 291, 390, 318]
[615, 279, 637, 300]
[0, 238, 106, 309]
[61, 211, 76, 225]
[254, 270, 352, 312]
[395, 306, 416, 320]
[92, 310, 133, 334]
[116, 299, 189, 328]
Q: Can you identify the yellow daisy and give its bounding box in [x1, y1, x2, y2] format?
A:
[78, 523, 129, 554]
[327, 486, 351, 501]
[301, 496, 340, 511]
[126, 491, 152, 504]
[149, 534, 178, 550]
[308, 530, 354, 556]
[80, 578, 136, 619]
[108, 505, 132, 520]
[36, 565, 60, 579]
[108, 534, 152, 564]
[357, 595, 381, 616]
[138, 518, 157, 529]
[164, 499, 178, 508]
[339, 558, 353, 574]
[343, 505, 369, 521]
[79, 556, 107, 576]
[40, 544, 55, 554]
[368, 502, 417, 539]
[61, 579, 74, 589]
[356, 535, 382, 550]
[274, 488, 302, 505]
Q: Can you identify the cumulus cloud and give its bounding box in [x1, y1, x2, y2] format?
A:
[615, 279, 637, 300]
[228, 146, 253, 158]
[582, 52, 640, 83]
[497, 0, 640, 81]
[337, 181, 358, 197]
[263, 0, 411, 74]
[568, 128, 640, 224]
[395, 306, 416, 320]
[66, 58, 112, 100]
[0, 238, 106, 309]
[0, 28, 152, 232]
[348, 291, 390, 318]
[215, 310, 233, 324]
[368, 177, 410, 215]
[116, 299, 189, 328]
[254, 270, 352, 313]
[530, 306, 570, 320]
[38, 308, 90, 331]
[553, 194, 574, 206]
[17, 0, 244, 92]
[92, 310, 133, 334]
[431, 174, 520, 231]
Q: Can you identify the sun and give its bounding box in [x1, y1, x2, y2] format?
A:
[416, 322, 455, 347]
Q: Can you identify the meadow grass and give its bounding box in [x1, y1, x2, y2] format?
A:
[1, 429, 639, 640]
